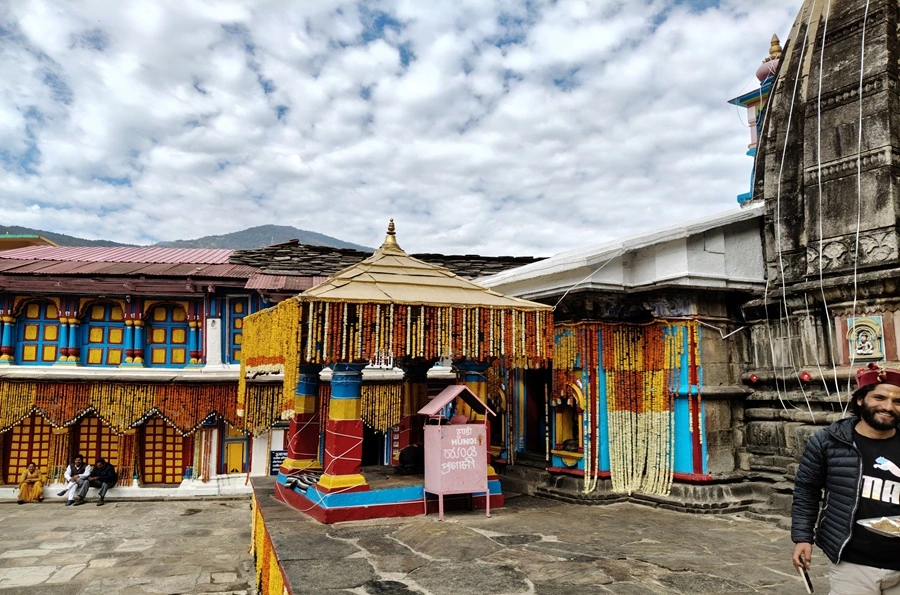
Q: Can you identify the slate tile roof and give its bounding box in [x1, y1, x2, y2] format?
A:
[229, 240, 544, 280]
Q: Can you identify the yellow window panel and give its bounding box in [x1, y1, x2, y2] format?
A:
[21, 345, 37, 362]
[109, 328, 124, 344]
[234, 302, 244, 314]
[151, 348, 167, 364]
[42, 345, 56, 362]
[225, 442, 245, 474]
[171, 349, 186, 365]
[172, 308, 187, 322]
[46, 304, 58, 319]
[234, 318, 243, 329]
[24, 325, 38, 341]
[44, 324, 58, 341]
[107, 349, 122, 365]
[172, 328, 186, 344]
[26, 304, 39, 319]
[92, 305, 106, 320]
[233, 349, 241, 362]
[89, 327, 104, 343]
[110, 306, 124, 321]
[151, 328, 166, 343]
[87, 349, 103, 365]
[234, 334, 242, 345]
[152, 308, 167, 322]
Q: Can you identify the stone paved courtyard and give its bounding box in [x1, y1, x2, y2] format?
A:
[0, 491, 830, 594]
[0, 498, 253, 594]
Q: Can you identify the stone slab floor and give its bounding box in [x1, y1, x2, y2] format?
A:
[256, 488, 831, 595]
[0, 499, 253, 594]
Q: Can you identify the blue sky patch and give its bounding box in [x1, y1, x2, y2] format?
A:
[398, 42, 414, 67]
[42, 71, 73, 105]
[75, 28, 108, 51]
[96, 176, 131, 186]
[553, 67, 581, 92]
[359, 7, 402, 43]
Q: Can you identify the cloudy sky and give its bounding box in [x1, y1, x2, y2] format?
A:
[1, 0, 797, 256]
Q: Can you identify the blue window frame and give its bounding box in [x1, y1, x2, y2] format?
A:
[16, 300, 60, 366]
[82, 302, 126, 366]
[147, 304, 189, 368]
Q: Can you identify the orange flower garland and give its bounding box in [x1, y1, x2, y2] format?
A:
[553, 321, 698, 497]
[0, 380, 252, 436]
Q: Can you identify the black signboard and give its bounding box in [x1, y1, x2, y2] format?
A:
[269, 450, 288, 475]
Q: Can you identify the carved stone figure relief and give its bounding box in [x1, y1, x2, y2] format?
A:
[846, 316, 884, 362]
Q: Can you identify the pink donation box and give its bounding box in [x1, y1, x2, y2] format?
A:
[424, 424, 487, 495]
[418, 385, 495, 520]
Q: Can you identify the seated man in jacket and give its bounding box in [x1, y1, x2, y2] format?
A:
[72, 458, 117, 507]
[791, 363, 900, 594]
[58, 454, 91, 505]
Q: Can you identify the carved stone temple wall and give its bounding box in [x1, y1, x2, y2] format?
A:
[742, 0, 900, 484]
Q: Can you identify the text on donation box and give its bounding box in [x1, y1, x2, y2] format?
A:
[424, 424, 487, 494]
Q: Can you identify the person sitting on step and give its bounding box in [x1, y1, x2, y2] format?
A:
[58, 454, 91, 506]
[72, 458, 117, 507]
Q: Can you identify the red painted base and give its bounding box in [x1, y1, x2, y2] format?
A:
[672, 472, 715, 483]
[274, 483, 505, 524]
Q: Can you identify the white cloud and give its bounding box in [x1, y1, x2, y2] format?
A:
[0, 0, 797, 255]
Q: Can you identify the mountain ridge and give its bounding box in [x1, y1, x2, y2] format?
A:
[0, 224, 371, 251]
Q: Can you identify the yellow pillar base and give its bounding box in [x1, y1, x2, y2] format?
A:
[317, 473, 368, 491]
[280, 458, 322, 472]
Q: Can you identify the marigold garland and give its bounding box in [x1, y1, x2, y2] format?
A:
[238, 298, 301, 420]
[553, 321, 698, 497]
[360, 383, 403, 433]
[0, 380, 267, 437]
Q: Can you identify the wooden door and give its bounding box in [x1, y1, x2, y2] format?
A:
[4, 413, 51, 483]
[142, 418, 185, 483]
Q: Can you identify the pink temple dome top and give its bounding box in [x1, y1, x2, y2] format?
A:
[756, 34, 783, 81]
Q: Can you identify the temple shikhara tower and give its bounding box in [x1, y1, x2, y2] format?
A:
[739, 0, 900, 509]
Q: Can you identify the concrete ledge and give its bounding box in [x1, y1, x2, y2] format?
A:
[0, 475, 255, 502]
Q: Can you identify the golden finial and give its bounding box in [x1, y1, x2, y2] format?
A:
[381, 218, 402, 253]
[767, 34, 782, 61]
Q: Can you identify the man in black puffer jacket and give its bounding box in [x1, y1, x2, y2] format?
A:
[791, 364, 900, 593]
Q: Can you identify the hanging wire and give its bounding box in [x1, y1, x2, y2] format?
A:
[841, 0, 872, 413]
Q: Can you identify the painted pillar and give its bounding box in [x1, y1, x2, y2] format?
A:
[188, 320, 199, 364]
[454, 360, 495, 474]
[123, 320, 134, 364]
[392, 362, 430, 466]
[55, 318, 69, 363]
[318, 363, 368, 493]
[67, 317, 80, 363]
[133, 320, 145, 364]
[0, 315, 14, 364]
[280, 364, 323, 474]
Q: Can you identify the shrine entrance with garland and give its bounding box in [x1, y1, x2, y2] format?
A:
[141, 416, 189, 484]
[239, 221, 555, 523]
[2, 412, 52, 484]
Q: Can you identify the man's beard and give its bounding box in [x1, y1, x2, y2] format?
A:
[861, 402, 900, 431]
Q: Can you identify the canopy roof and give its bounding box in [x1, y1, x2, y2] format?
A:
[418, 384, 495, 418]
[300, 220, 551, 311]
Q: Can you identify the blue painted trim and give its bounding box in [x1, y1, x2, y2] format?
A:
[277, 475, 501, 509]
[596, 329, 610, 471]
[673, 395, 692, 474]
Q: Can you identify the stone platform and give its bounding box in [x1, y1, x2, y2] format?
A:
[274, 465, 503, 523]
[251, 476, 828, 594]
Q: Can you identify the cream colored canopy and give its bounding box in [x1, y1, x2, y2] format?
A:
[300, 220, 551, 311]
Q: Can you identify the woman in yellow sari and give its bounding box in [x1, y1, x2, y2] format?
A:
[17, 462, 43, 504]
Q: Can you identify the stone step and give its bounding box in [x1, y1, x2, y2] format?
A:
[533, 478, 772, 515]
[766, 491, 794, 516]
[744, 507, 792, 531]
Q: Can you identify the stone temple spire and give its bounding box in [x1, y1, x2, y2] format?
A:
[753, 0, 900, 286]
